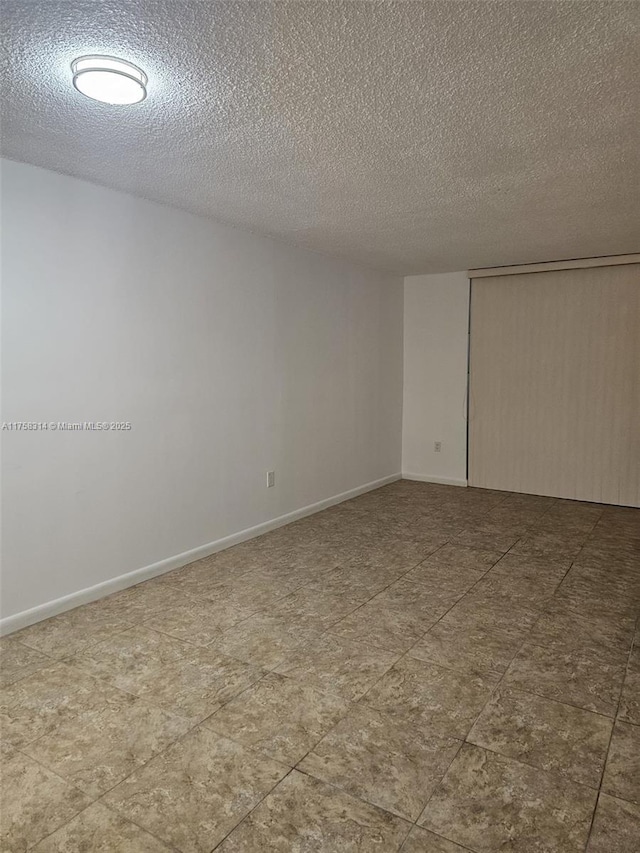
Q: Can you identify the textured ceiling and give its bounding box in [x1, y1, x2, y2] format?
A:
[1, 1, 639, 274]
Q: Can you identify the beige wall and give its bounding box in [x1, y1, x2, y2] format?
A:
[469, 264, 640, 506]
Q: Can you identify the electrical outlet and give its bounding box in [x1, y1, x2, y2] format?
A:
[267, 471, 275, 488]
[434, 441, 442, 453]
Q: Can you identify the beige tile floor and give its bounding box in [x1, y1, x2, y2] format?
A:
[1, 481, 639, 852]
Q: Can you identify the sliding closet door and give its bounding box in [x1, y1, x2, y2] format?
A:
[469, 263, 640, 506]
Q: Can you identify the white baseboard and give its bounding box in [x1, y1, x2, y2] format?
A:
[0, 473, 401, 636]
[402, 473, 468, 487]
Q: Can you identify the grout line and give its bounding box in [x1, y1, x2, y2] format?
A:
[31, 793, 183, 852]
[292, 763, 417, 828]
[8, 616, 140, 664]
[209, 766, 297, 851]
[0, 656, 59, 692]
[400, 826, 478, 853]
[96, 800, 184, 851]
[583, 611, 640, 852]
[463, 733, 603, 792]
[478, 681, 619, 721]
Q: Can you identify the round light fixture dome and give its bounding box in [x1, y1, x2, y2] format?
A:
[71, 55, 147, 105]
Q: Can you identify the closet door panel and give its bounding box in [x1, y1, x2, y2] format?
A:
[468, 264, 640, 506]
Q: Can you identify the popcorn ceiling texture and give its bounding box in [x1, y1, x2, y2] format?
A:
[1, 0, 638, 273]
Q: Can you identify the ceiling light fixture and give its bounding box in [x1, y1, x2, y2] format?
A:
[71, 55, 147, 105]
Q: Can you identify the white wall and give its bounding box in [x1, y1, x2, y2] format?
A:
[402, 272, 470, 485]
[469, 265, 640, 506]
[1, 159, 403, 624]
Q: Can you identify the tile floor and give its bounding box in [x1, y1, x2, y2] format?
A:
[1, 480, 639, 852]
